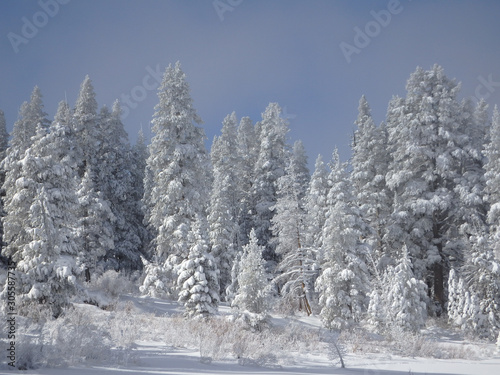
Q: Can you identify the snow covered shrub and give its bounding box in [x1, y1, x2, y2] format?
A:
[42, 305, 112, 366]
[108, 300, 140, 349]
[91, 270, 137, 298]
[321, 329, 345, 368]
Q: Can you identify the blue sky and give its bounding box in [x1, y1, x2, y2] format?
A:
[1, 0, 500, 169]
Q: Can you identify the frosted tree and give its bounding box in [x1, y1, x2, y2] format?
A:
[304, 154, 329, 253]
[351, 96, 391, 272]
[271, 159, 313, 315]
[236, 116, 259, 246]
[0, 110, 8, 260]
[177, 216, 219, 318]
[76, 166, 115, 282]
[232, 229, 272, 329]
[72, 75, 100, 178]
[452, 99, 488, 254]
[0, 110, 8, 161]
[252, 102, 290, 263]
[208, 112, 240, 299]
[315, 150, 371, 330]
[5, 117, 81, 317]
[9, 86, 49, 154]
[130, 128, 149, 255]
[98, 101, 142, 271]
[484, 106, 500, 259]
[384, 245, 428, 332]
[142, 62, 210, 295]
[454, 230, 500, 340]
[2, 87, 49, 263]
[385, 65, 470, 314]
[291, 140, 310, 199]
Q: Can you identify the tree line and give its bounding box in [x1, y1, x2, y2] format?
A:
[0, 63, 499, 341]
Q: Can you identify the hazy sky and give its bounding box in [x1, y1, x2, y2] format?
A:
[1, 0, 500, 168]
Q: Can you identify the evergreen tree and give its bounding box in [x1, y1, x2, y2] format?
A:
[232, 229, 272, 329]
[0, 110, 9, 261]
[351, 96, 391, 271]
[452, 99, 488, 256]
[76, 166, 115, 282]
[2, 87, 49, 263]
[452, 229, 500, 340]
[9, 86, 49, 154]
[142, 62, 210, 295]
[236, 116, 258, 246]
[72, 75, 100, 178]
[304, 154, 329, 254]
[271, 159, 313, 315]
[177, 216, 219, 318]
[315, 150, 371, 330]
[130, 128, 149, 255]
[5, 117, 81, 317]
[385, 65, 470, 313]
[99, 101, 142, 271]
[484, 106, 500, 259]
[0, 110, 8, 161]
[384, 244, 428, 332]
[291, 140, 310, 199]
[208, 112, 240, 299]
[252, 103, 290, 263]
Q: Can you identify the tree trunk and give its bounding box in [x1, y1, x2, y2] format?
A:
[85, 267, 91, 283]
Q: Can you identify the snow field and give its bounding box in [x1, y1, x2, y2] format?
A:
[2, 290, 499, 374]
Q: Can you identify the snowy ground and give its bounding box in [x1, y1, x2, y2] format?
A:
[1, 293, 499, 375]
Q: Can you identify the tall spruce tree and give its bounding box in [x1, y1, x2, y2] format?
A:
[76, 166, 115, 282]
[98, 101, 142, 271]
[72, 75, 100, 179]
[5, 116, 81, 316]
[252, 103, 290, 263]
[208, 112, 240, 299]
[485, 106, 500, 259]
[315, 150, 371, 330]
[385, 65, 471, 314]
[236, 116, 258, 247]
[351, 96, 390, 272]
[2, 87, 49, 263]
[271, 158, 313, 315]
[142, 62, 211, 296]
[0, 110, 9, 261]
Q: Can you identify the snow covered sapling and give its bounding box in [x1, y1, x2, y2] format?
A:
[232, 229, 272, 330]
[177, 217, 219, 318]
[384, 244, 427, 332]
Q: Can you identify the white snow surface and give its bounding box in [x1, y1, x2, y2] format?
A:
[1, 294, 499, 375]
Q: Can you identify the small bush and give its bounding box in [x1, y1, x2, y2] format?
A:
[90, 270, 138, 298]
